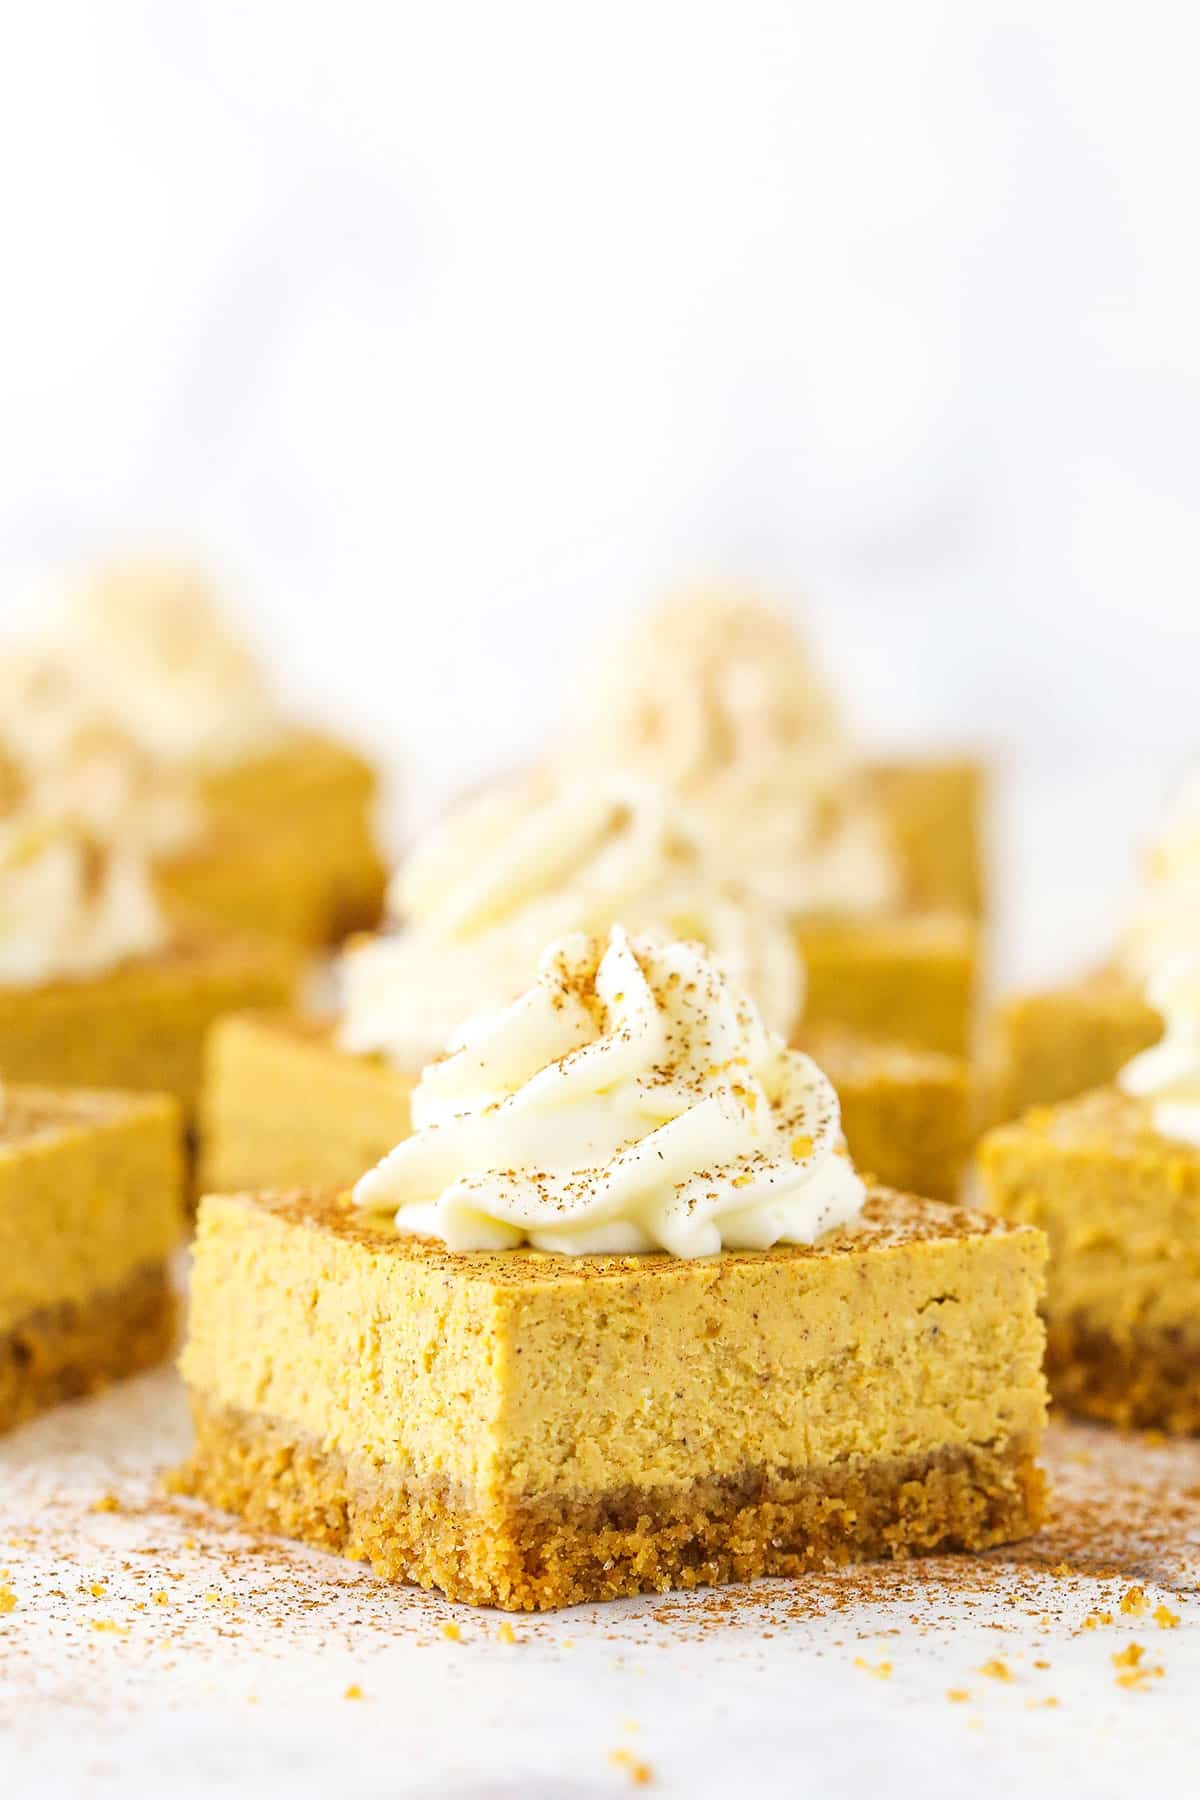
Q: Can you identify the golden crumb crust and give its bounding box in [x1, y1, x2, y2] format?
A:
[0, 1265, 175, 1435]
[1045, 1317, 1200, 1436]
[173, 1397, 1043, 1611]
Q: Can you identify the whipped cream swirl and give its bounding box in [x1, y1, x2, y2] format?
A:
[339, 774, 803, 1066]
[1121, 769, 1200, 985]
[353, 926, 865, 1258]
[1119, 954, 1200, 1148]
[0, 819, 167, 988]
[560, 592, 900, 915]
[61, 560, 285, 769]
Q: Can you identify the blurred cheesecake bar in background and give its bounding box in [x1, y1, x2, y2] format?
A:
[979, 955, 1200, 1434]
[0, 559, 387, 949]
[202, 774, 973, 1203]
[554, 592, 983, 1054]
[979, 771, 1200, 1432]
[983, 770, 1194, 1121]
[0, 1082, 185, 1433]
[0, 815, 297, 1116]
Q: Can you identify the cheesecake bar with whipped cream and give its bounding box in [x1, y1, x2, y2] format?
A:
[179, 926, 1046, 1610]
[1, 560, 385, 948]
[202, 776, 973, 1201]
[980, 949, 1200, 1433]
[0, 815, 296, 1113]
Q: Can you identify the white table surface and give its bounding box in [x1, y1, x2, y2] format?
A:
[3, 1334, 1198, 1799]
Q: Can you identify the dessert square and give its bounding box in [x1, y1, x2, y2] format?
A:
[864, 756, 986, 920]
[984, 966, 1163, 1124]
[800, 1027, 973, 1203]
[0, 1085, 185, 1432]
[0, 925, 298, 1117]
[160, 731, 386, 947]
[200, 1012, 971, 1204]
[176, 1184, 1047, 1610]
[795, 911, 979, 1058]
[979, 1088, 1200, 1433]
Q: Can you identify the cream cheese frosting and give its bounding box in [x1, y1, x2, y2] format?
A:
[0, 819, 167, 988]
[353, 925, 865, 1257]
[61, 560, 286, 769]
[559, 592, 900, 915]
[338, 773, 803, 1066]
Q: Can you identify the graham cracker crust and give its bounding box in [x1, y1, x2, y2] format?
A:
[1047, 1316, 1200, 1436]
[173, 1397, 1045, 1611]
[0, 1265, 176, 1435]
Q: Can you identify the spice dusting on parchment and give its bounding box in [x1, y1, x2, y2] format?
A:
[0, 1372, 1197, 1757]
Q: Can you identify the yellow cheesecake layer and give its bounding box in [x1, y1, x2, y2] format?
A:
[0, 1086, 185, 1330]
[199, 1014, 415, 1194]
[980, 1086, 1200, 1340]
[795, 910, 978, 1058]
[865, 756, 986, 919]
[159, 730, 386, 947]
[182, 1187, 1047, 1505]
[983, 966, 1163, 1125]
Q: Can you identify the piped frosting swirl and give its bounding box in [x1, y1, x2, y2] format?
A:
[353, 925, 865, 1258]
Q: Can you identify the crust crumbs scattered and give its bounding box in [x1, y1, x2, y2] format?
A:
[1112, 1643, 1165, 1690]
[609, 1747, 654, 1787]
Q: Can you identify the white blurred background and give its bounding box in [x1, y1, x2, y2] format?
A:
[1, 2, 1197, 984]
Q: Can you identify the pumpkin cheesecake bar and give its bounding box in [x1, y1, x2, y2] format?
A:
[1, 560, 386, 950]
[980, 1086, 1200, 1433]
[1, 1084, 185, 1432]
[863, 756, 985, 920]
[980, 943, 1200, 1432]
[796, 909, 977, 1058]
[984, 965, 1161, 1124]
[158, 729, 385, 948]
[0, 818, 297, 1115]
[179, 926, 1045, 1610]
